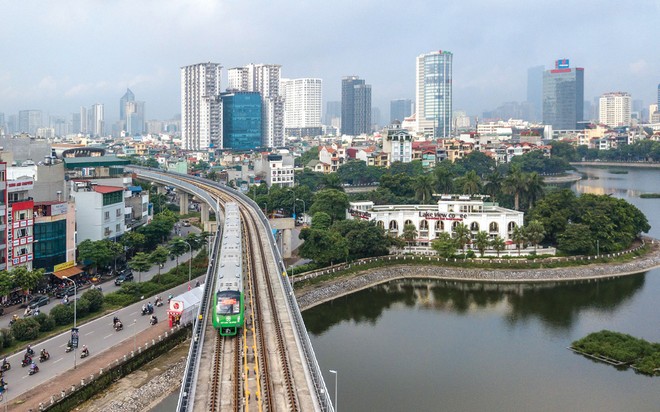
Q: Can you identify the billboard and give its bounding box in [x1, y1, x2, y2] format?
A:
[555, 59, 570, 69]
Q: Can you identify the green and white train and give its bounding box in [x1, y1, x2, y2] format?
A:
[212, 202, 244, 336]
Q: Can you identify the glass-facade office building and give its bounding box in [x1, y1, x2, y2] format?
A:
[416, 51, 452, 138]
[221, 92, 262, 150]
[542, 60, 584, 130]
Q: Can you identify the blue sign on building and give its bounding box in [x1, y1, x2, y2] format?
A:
[556, 59, 570, 69]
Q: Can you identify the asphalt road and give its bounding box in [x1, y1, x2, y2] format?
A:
[0, 225, 206, 402]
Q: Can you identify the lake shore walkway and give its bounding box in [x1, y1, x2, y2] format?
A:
[296, 240, 660, 311]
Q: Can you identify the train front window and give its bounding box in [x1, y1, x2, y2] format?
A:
[217, 291, 240, 315]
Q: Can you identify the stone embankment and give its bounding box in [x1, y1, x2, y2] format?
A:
[296, 242, 660, 311]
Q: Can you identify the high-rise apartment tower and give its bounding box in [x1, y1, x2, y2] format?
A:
[180, 62, 223, 150]
[416, 50, 453, 138]
[341, 76, 371, 135]
[542, 59, 584, 130]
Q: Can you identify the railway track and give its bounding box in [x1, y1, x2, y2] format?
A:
[132, 168, 330, 412]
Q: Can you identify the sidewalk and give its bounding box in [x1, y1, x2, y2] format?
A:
[8, 321, 178, 411]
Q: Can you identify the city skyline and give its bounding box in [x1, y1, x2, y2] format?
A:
[1, 1, 659, 123]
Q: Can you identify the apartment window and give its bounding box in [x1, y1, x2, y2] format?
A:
[105, 211, 110, 221]
[116, 208, 122, 217]
[116, 224, 121, 233]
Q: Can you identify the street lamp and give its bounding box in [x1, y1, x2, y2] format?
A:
[133, 319, 137, 352]
[181, 240, 192, 290]
[263, 202, 268, 218]
[329, 369, 338, 412]
[62, 276, 77, 369]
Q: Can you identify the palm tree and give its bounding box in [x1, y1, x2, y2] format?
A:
[401, 224, 418, 247]
[473, 231, 490, 257]
[413, 174, 435, 204]
[460, 170, 482, 195]
[434, 166, 455, 194]
[452, 223, 472, 255]
[490, 236, 506, 257]
[511, 226, 526, 256]
[502, 165, 527, 211]
[524, 172, 544, 210]
[483, 171, 503, 202]
[524, 220, 545, 253]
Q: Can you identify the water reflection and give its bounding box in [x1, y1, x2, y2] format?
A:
[304, 274, 646, 335]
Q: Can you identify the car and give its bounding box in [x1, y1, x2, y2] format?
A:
[55, 286, 76, 299]
[27, 295, 50, 309]
[182, 220, 191, 227]
[114, 270, 134, 286]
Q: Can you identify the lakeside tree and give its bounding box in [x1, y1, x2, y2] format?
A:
[452, 223, 472, 255]
[511, 226, 526, 256]
[401, 224, 418, 246]
[490, 236, 506, 257]
[502, 165, 526, 211]
[299, 228, 349, 266]
[433, 163, 455, 194]
[457, 170, 482, 195]
[413, 174, 435, 204]
[431, 232, 456, 258]
[311, 212, 332, 230]
[332, 220, 390, 259]
[557, 223, 594, 255]
[524, 220, 545, 253]
[473, 231, 490, 257]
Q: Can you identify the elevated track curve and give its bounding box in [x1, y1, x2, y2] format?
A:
[130, 167, 333, 412]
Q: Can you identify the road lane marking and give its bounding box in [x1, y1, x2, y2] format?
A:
[85, 331, 94, 336]
[54, 357, 63, 364]
[129, 311, 137, 316]
[104, 334, 113, 339]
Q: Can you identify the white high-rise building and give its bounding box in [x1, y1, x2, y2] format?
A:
[90, 104, 104, 136]
[181, 62, 223, 150]
[415, 50, 453, 138]
[599, 92, 631, 128]
[227, 64, 284, 147]
[280, 78, 322, 136]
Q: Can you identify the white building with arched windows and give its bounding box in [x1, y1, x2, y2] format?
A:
[347, 195, 524, 247]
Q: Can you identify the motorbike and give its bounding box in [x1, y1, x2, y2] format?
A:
[150, 316, 158, 325]
[1, 361, 10, 372]
[80, 349, 89, 359]
[39, 353, 50, 363]
[21, 357, 32, 367]
[115, 322, 123, 331]
[155, 298, 163, 307]
[65, 343, 74, 353]
[141, 306, 154, 316]
[28, 365, 39, 375]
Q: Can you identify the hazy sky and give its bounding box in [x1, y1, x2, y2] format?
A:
[2, 0, 659, 124]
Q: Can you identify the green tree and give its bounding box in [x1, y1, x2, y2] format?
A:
[431, 232, 456, 258]
[129, 252, 152, 283]
[311, 212, 332, 230]
[526, 189, 578, 244]
[502, 165, 527, 211]
[413, 174, 435, 204]
[433, 164, 455, 194]
[473, 231, 490, 257]
[11, 267, 44, 294]
[456, 151, 496, 177]
[10, 317, 40, 341]
[458, 170, 482, 195]
[81, 289, 104, 313]
[298, 146, 320, 168]
[490, 236, 506, 257]
[320, 174, 344, 191]
[50, 304, 74, 326]
[511, 226, 526, 256]
[168, 238, 189, 267]
[452, 223, 472, 255]
[557, 223, 594, 255]
[77, 239, 123, 273]
[332, 220, 390, 259]
[149, 245, 170, 278]
[309, 189, 349, 223]
[121, 231, 146, 256]
[523, 172, 544, 210]
[401, 223, 418, 246]
[483, 171, 503, 202]
[524, 220, 545, 253]
[299, 228, 349, 266]
[0, 271, 14, 298]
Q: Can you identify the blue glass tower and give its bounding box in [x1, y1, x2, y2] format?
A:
[221, 92, 262, 150]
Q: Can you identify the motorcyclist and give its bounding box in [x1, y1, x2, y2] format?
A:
[147, 302, 153, 313]
[40, 348, 49, 360]
[2, 357, 8, 369]
[113, 316, 119, 325]
[150, 314, 158, 325]
[24, 307, 32, 317]
[29, 361, 38, 373]
[167, 294, 173, 304]
[81, 345, 89, 356]
[141, 303, 147, 314]
[155, 296, 162, 306]
[26, 345, 34, 357]
[63, 295, 69, 305]
[195, 280, 200, 288]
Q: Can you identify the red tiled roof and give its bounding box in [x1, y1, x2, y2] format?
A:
[92, 185, 123, 194]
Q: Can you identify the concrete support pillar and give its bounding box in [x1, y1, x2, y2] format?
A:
[281, 228, 292, 259]
[179, 192, 189, 215]
[156, 185, 167, 195]
[200, 203, 210, 224]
